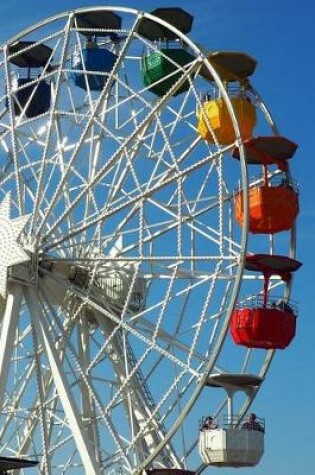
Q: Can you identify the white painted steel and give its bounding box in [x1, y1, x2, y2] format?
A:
[25, 287, 102, 475]
[0, 283, 23, 409]
[199, 429, 264, 467]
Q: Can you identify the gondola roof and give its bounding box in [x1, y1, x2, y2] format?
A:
[138, 8, 193, 41]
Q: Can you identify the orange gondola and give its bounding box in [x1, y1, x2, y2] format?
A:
[235, 182, 299, 234]
[233, 136, 299, 234]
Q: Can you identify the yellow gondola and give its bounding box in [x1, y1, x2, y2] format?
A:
[197, 96, 256, 144]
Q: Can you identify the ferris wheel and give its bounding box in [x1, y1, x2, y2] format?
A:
[0, 6, 300, 475]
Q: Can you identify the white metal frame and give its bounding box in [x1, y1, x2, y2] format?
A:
[0, 6, 296, 475]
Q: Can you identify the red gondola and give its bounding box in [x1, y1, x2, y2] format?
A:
[231, 303, 297, 349]
[230, 254, 302, 349]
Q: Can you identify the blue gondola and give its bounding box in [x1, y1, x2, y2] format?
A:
[71, 41, 117, 91]
[71, 11, 122, 91]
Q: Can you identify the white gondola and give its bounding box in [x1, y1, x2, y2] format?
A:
[199, 374, 265, 468]
[199, 424, 264, 467]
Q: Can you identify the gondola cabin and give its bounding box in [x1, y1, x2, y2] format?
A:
[197, 96, 256, 144]
[200, 425, 264, 467]
[231, 305, 297, 349]
[7, 41, 52, 118]
[141, 48, 195, 97]
[71, 11, 121, 91]
[230, 254, 302, 349]
[235, 183, 299, 234]
[200, 374, 264, 467]
[71, 45, 117, 91]
[197, 51, 257, 144]
[139, 8, 194, 97]
[233, 136, 299, 234]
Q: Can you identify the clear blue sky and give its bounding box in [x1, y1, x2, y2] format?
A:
[0, 1, 313, 474]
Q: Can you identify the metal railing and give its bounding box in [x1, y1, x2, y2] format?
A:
[237, 172, 299, 194]
[199, 87, 253, 103]
[200, 414, 265, 432]
[235, 294, 298, 316]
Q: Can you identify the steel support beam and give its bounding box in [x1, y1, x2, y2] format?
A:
[0, 283, 23, 411]
[24, 288, 101, 475]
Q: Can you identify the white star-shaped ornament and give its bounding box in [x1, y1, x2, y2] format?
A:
[0, 195, 30, 299]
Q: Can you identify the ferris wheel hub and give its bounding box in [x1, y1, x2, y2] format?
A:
[0, 195, 31, 298]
